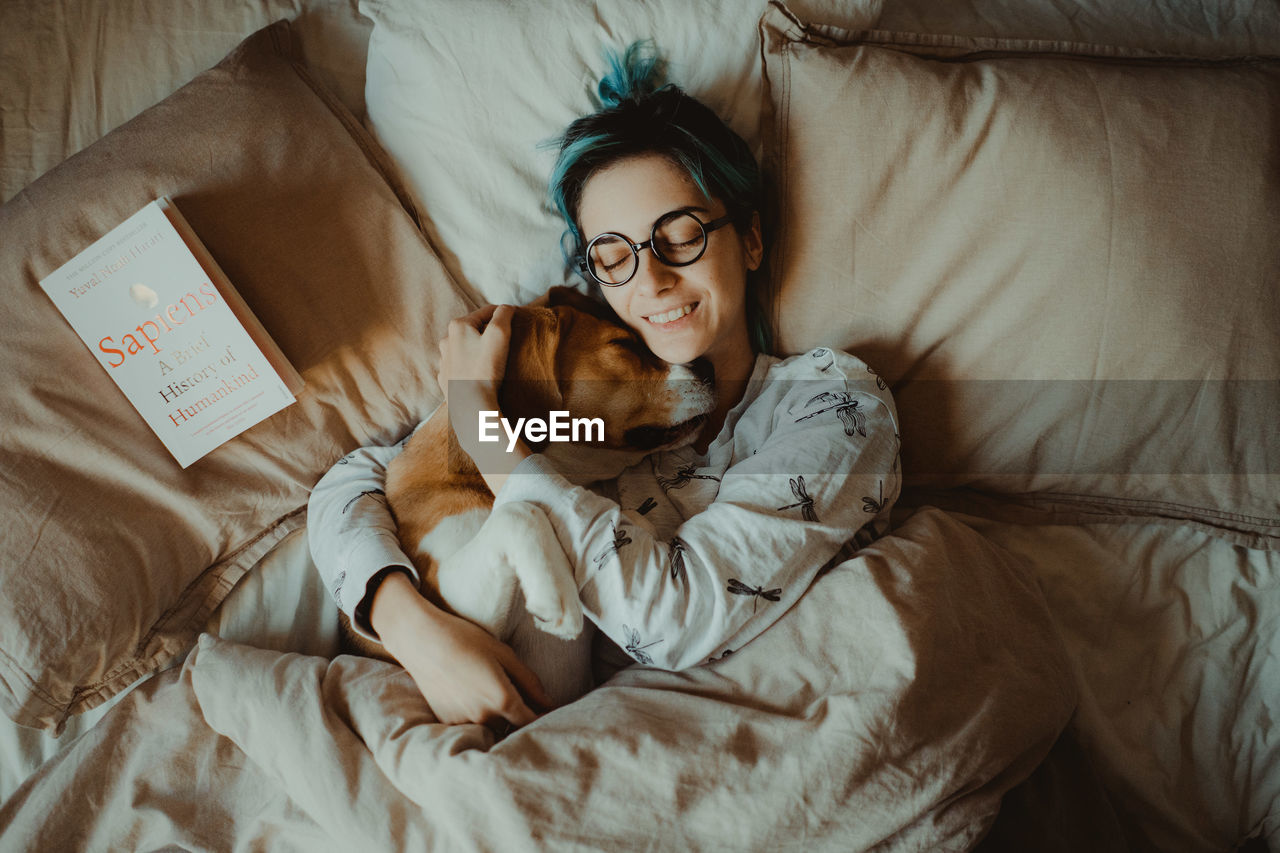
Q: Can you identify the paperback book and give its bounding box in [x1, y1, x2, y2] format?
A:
[39, 197, 303, 468]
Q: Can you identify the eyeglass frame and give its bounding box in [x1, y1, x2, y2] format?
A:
[575, 209, 737, 287]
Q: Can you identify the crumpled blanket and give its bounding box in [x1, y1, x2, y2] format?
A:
[0, 507, 1076, 852]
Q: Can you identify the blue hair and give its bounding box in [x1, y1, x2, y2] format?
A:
[548, 41, 773, 354]
[596, 40, 664, 108]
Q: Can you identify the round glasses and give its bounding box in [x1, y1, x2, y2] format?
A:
[577, 210, 735, 287]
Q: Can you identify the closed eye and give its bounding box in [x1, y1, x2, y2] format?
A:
[610, 337, 649, 356]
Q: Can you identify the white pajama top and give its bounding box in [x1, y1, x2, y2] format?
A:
[307, 347, 901, 670]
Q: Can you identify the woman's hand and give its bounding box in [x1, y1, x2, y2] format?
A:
[370, 571, 553, 730]
[437, 303, 515, 406]
[437, 303, 531, 494]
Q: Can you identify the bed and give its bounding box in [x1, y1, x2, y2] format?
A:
[1, 0, 1276, 849]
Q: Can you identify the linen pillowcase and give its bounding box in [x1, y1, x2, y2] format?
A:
[760, 2, 1280, 547]
[358, 0, 880, 308]
[0, 0, 375, 204]
[0, 21, 470, 731]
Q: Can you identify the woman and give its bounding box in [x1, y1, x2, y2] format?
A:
[307, 43, 900, 731]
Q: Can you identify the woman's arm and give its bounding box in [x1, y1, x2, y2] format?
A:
[307, 440, 419, 637]
[494, 352, 901, 670]
[304, 298, 511, 631]
[306, 409, 551, 728]
[370, 571, 552, 728]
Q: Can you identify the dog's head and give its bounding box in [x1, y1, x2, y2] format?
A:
[502, 286, 715, 453]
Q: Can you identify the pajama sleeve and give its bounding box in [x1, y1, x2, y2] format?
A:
[493, 350, 901, 670]
[307, 436, 419, 640]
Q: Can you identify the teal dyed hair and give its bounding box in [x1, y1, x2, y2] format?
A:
[596, 40, 665, 109]
[548, 41, 773, 354]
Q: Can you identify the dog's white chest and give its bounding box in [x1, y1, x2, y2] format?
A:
[414, 507, 490, 563]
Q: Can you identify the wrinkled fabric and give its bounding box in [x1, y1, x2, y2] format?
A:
[0, 508, 1075, 852]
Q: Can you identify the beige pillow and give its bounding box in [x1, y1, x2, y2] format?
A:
[0, 21, 469, 731]
[0, 0, 373, 204]
[761, 2, 1280, 547]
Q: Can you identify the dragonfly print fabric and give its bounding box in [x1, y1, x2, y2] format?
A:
[493, 347, 903, 668]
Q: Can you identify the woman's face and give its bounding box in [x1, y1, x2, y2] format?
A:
[576, 153, 762, 369]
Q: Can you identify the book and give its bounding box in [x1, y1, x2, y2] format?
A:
[38, 197, 304, 468]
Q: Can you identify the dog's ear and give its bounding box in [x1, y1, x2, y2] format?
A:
[503, 308, 565, 417]
[542, 285, 619, 322]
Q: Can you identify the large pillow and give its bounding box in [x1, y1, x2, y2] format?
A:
[358, 0, 880, 307]
[0, 21, 470, 731]
[0, 0, 377, 204]
[760, 1, 1280, 548]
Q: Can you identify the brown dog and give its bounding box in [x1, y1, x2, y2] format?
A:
[346, 287, 713, 699]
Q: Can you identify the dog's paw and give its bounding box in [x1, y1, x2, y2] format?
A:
[434, 559, 517, 639]
[524, 584, 584, 640]
[532, 610, 583, 640]
[490, 502, 585, 639]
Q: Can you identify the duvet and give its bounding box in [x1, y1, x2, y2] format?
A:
[0, 508, 1074, 851]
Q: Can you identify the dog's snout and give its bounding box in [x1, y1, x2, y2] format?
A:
[624, 424, 681, 451]
[624, 417, 707, 451]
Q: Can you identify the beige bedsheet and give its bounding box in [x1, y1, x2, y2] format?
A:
[0, 507, 1075, 851]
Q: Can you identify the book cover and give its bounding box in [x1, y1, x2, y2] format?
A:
[38, 197, 303, 468]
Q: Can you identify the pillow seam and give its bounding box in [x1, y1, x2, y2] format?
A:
[782, 15, 1280, 64]
[134, 505, 309, 657]
[763, 31, 794, 355]
[33, 505, 310, 728]
[902, 487, 1280, 550]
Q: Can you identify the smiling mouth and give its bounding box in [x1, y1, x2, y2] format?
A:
[645, 302, 697, 325]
